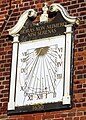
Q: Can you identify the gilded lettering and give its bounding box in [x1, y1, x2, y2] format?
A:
[47, 29, 56, 34]
[20, 22, 67, 35]
[54, 23, 59, 28]
[28, 32, 36, 37]
[59, 22, 65, 27]
[37, 30, 47, 36]
[32, 104, 44, 111]
[29, 28, 35, 32]
[36, 26, 45, 31]
[47, 29, 52, 34]
[47, 22, 67, 29]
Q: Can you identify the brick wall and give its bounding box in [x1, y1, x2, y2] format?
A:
[0, 0, 86, 120]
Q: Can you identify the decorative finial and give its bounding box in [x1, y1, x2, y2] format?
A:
[40, 2, 48, 23]
[28, 9, 37, 19]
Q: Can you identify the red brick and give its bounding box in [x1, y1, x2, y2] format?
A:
[80, 11, 86, 16]
[68, 4, 79, 9]
[1, 97, 8, 102]
[62, 1, 70, 6]
[74, 117, 79, 120]
[54, 113, 61, 118]
[22, 0, 30, 2]
[78, 0, 84, 2]
[83, 84, 86, 88]
[0, 77, 4, 80]
[54, 118, 64, 120]
[35, 115, 42, 120]
[76, 103, 81, 107]
[71, 1, 77, 4]
[82, 103, 86, 107]
[23, 116, 34, 120]
[68, 112, 75, 117]
[1, 88, 8, 93]
[61, 113, 68, 117]
[65, 118, 72, 120]
[80, 116, 86, 120]
[81, 2, 86, 7]
[0, 68, 5, 72]
[0, 86, 4, 89]
[0, 115, 7, 119]
[3, 72, 10, 76]
[77, 111, 83, 116]
[42, 114, 54, 119]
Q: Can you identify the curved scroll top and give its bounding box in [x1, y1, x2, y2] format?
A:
[8, 3, 80, 36]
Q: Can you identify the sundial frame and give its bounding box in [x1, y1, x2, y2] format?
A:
[8, 3, 80, 114]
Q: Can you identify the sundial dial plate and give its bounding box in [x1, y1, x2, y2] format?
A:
[15, 35, 65, 106]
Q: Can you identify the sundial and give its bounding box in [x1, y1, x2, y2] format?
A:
[8, 2, 80, 114]
[16, 36, 65, 106]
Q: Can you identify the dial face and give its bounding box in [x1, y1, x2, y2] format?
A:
[15, 35, 65, 106]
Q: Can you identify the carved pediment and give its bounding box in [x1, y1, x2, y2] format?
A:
[8, 3, 80, 36]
